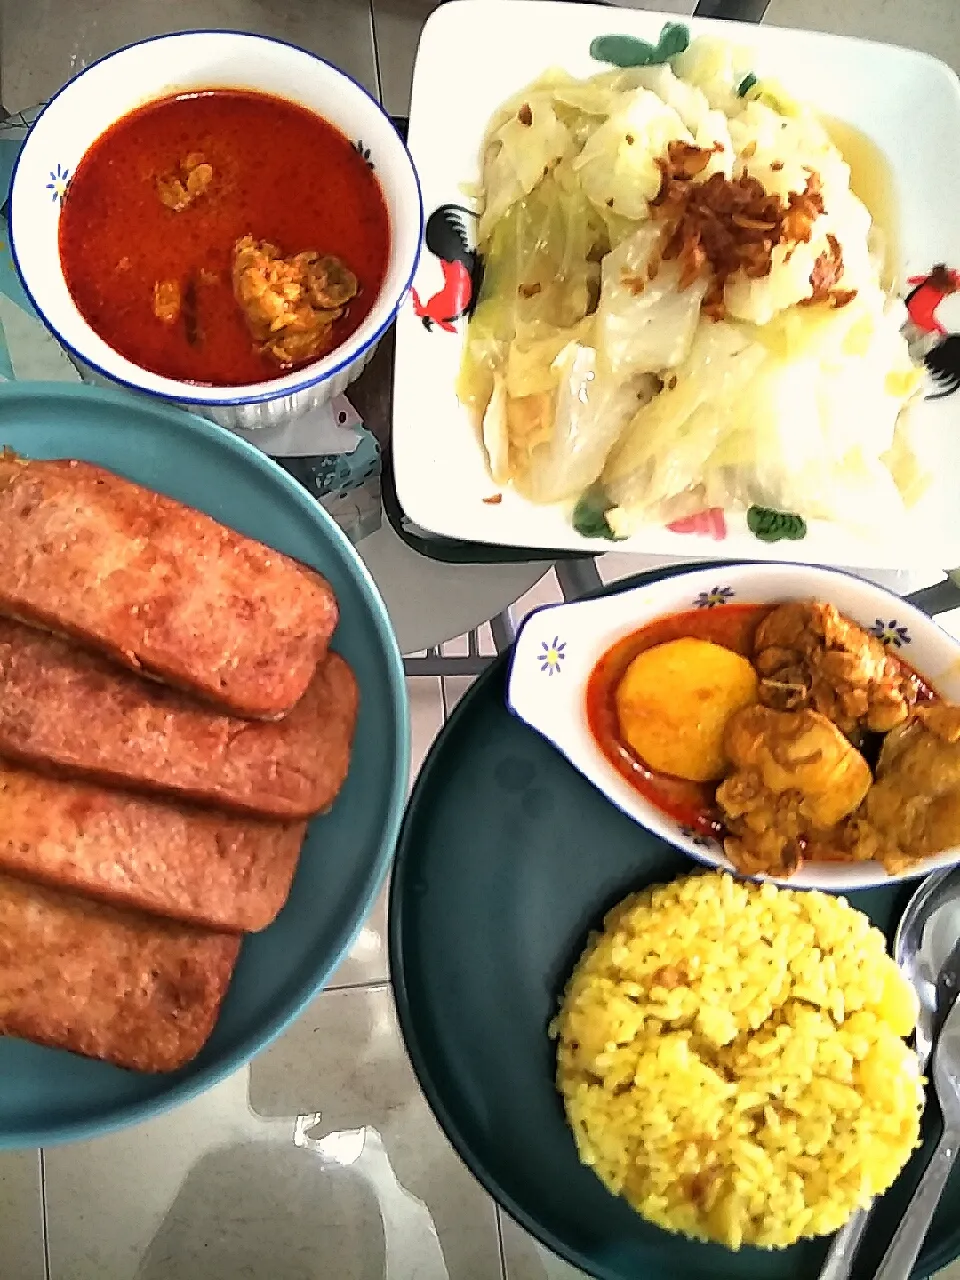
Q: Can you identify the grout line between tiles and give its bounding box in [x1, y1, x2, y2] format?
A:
[368, 0, 384, 104]
[440, 675, 454, 722]
[39, 1147, 51, 1280]
[322, 976, 390, 995]
[495, 1204, 508, 1280]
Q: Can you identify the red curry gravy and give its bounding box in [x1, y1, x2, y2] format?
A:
[58, 89, 390, 386]
[586, 603, 936, 839]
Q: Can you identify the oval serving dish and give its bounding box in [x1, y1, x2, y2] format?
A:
[506, 562, 960, 891]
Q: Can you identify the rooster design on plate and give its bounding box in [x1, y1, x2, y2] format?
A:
[904, 264, 960, 399]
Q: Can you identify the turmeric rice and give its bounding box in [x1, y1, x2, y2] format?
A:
[551, 872, 923, 1250]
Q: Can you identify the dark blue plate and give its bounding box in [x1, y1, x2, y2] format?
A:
[390, 566, 960, 1280]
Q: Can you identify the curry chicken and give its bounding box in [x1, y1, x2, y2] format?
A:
[59, 89, 389, 386]
[588, 598, 953, 877]
[718, 704, 872, 876]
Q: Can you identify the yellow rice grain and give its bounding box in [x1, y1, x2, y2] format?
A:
[550, 871, 923, 1250]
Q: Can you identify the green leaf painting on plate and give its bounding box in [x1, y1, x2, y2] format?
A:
[572, 483, 623, 541]
[747, 506, 808, 543]
[590, 22, 690, 70]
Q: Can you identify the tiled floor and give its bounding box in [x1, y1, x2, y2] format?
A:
[3, 0, 960, 1277]
[41, 989, 503, 1280]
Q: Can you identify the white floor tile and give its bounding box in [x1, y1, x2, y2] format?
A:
[247, 985, 503, 1280]
[441, 632, 470, 658]
[765, 0, 960, 72]
[372, 0, 435, 117]
[371, 0, 695, 117]
[44, 1072, 254, 1280]
[0, 1150, 45, 1280]
[0, 0, 378, 113]
[477, 621, 498, 656]
[936, 606, 960, 642]
[616, 0, 694, 13]
[441, 674, 476, 715]
[509, 570, 563, 626]
[597, 553, 700, 585]
[44, 987, 501, 1279]
[408, 675, 446, 786]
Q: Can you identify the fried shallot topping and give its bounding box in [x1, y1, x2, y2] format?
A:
[801, 233, 857, 308]
[643, 141, 856, 319]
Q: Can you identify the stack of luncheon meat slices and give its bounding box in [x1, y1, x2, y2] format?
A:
[0, 455, 358, 1073]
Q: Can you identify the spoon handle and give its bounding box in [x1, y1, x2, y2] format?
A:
[873, 1128, 960, 1280]
[816, 1205, 871, 1280]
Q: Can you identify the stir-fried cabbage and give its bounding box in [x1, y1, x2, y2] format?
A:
[573, 90, 691, 219]
[457, 174, 599, 422]
[604, 290, 923, 535]
[672, 36, 753, 113]
[483, 344, 657, 504]
[460, 34, 925, 536]
[596, 224, 708, 375]
[602, 321, 768, 527]
[478, 98, 571, 245]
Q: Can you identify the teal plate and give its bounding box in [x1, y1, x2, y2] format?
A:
[0, 381, 409, 1148]
[390, 566, 960, 1280]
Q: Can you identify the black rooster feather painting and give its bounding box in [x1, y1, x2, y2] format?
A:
[905, 264, 960, 399]
[411, 204, 483, 333]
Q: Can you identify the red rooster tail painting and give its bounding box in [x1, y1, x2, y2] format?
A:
[411, 204, 482, 333]
[905, 264, 960, 399]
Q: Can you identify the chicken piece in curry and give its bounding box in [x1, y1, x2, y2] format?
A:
[156, 152, 214, 213]
[232, 235, 359, 367]
[153, 279, 181, 325]
[753, 601, 918, 738]
[716, 705, 872, 876]
[841, 703, 960, 873]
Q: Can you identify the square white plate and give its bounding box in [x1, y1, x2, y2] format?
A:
[394, 0, 960, 567]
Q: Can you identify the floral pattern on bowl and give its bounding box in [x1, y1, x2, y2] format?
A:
[694, 586, 735, 609]
[538, 636, 566, 676]
[506, 561, 960, 892]
[871, 618, 912, 647]
[45, 163, 70, 202]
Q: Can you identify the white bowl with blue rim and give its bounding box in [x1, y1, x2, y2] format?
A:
[7, 30, 422, 432]
[506, 562, 960, 892]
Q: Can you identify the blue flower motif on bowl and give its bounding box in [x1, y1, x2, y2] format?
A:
[693, 586, 735, 609]
[45, 163, 70, 203]
[870, 618, 911, 648]
[539, 636, 566, 676]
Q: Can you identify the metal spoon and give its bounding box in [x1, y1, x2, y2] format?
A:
[818, 866, 960, 1280]
[873, 993, 960, 1279]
